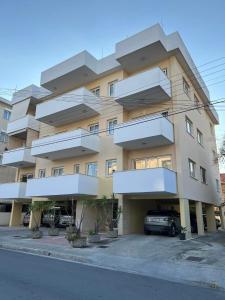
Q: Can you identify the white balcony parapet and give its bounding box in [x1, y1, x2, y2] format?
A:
[26, 174, 98, 197]
[2, 148, 35, 167]
[113, 168, 177, 195]
[31, 129, 100, 160]
[114, 115, 174, 149]
[7, 115, 40, 136]
[114, 67, 171, 110]
[35, 87, 101, 126]
[0, 182, 29, 199]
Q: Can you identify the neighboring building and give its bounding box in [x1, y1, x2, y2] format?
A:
[0, 97, 17, 225]
[0, 24, 222, 237]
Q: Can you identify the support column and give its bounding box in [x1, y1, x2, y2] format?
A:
[9, 201, 22, 227]
[219, 205, 225, 230]
[195, 201, 205, 236]
[179, 198, 191, 239]
[118, 195, 124, 235]
[205, 204, 217, 232]
[29, 198, 47, 229]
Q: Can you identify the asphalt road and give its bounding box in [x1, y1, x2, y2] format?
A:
[0, 249, 224, 300]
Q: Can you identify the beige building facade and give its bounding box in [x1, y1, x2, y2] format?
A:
[0, 24, 223, 237]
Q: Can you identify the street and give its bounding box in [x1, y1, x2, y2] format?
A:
[0, 249, 224, 300]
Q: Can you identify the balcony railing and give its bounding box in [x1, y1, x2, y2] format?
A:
[2, 147, 35, 167]
[114, 115, 174, 149]
[113, 167, 177, 195]
[26, 174, 98, 198]
[7, 115, 40, 136]
[31, 128, 100, 160]
[0, 182, 29, 199]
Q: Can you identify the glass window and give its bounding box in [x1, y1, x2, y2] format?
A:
[52, 167, 64, 176]
[107, 118, 117, 135]
[3, 110, 11, 120]
[89, 123, 99, 134]
[197, 129, 203, 146]
[106, 159, 117, 176]
[186, 117, 193, 136]
[134, 159, 146, 169]
[20, 173, 33, 182]
[194, 95, 201, 113]
[38, 169, 46, 178]
[74, 164, 80, 174]
[216, 179, 220, 192]
[158, 156, 172, 169]
[146, 158, 158, 168]
[188, 159, 196, 178]
[200, 167, 207, 184]
[162, 68, 168, 76]
[91, 87, 100, 97]
[86, 162, 97, 177]
[183, 78, 190, 96]
[108, 80, 118, 97]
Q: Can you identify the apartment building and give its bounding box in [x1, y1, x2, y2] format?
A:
[0, 24, 222, 237]
[0, 97, 17, 225]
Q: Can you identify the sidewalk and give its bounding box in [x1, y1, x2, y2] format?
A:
[0, 227, 225, 290]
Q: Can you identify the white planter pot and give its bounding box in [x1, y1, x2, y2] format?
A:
[70, 237, 87, 248]
[88, 234, 101, 243]
[106, 229, 118, 238]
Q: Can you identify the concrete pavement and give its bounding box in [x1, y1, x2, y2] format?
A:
[1, 227, 225, 290]
[0, 249, 225, 300]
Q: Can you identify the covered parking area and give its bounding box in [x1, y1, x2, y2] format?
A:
[118, 195, 219, 238]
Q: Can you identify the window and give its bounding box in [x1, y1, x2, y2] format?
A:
[108, 80, 118, 97]
[38, 169, 46, 178]
[20, 174, 33, 182]
[91, 87, 100, 97]
[86, 162, 97, 177]
[188, 159, 196, 178]
[0, 132, 8, 143]
[185, 117, 193, 136]
[106, 159, 117, 176]
[216, 179, 220, 192]
[3, 110, 11, 120]
[183, 78, 190, 96]
[200, 167, 207, 184]
[194, 95, 201, 113]
[162, 68, 168, 76]
[107, 118, 117, 135]
[52, 167, 64, 176]
[74, 164, 80, 174]
[89, 123, 99, 134]
[133, 156, 172, 170]
[210, 123, 214, 135]
[197, 129, 203, 146]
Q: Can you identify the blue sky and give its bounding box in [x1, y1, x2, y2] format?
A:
[0, 0, 225, 150]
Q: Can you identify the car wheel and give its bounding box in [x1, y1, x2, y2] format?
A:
[169, 224, 176, 237]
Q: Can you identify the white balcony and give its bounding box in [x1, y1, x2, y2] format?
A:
[7, 115, 40, 137]
[31, 129, 100, 160]
[113, 168, 177, 195]
[35, 87, 101, 126]
[114, 67, 171, 110]
[114, 115, 174, 149]
[0, 182, 29, 200]
[2, 148, 35, 167]
[26, 174, 98, 198]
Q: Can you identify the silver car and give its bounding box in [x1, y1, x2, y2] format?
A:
[144, 210, 180, 237]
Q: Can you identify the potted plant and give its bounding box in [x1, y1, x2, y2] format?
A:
[87, 226, 101, 243]
[85, 199, 102, 243]
[100, 195, 122, 238]
[29, 201, 53, 239]
[65, 201, 87, 248]
[179, 226, 187, 240]
[47, 202, 60, 236]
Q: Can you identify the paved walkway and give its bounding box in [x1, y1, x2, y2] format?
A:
[0, 227, 225, 290]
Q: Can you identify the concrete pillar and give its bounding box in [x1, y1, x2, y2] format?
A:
[219, 206, 225, 230]
[205, 204, 217, 232]
[195, 201, 205, 236]
[9, 201, 22, 227]
[29, 198, 47, 229]
[118, 195, 124, 235]
[179, 198, 192, 239]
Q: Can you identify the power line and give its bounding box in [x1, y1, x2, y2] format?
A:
[4, 97, 225, 156]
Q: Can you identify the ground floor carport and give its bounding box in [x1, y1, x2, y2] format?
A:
[117, 196, 221, 238]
